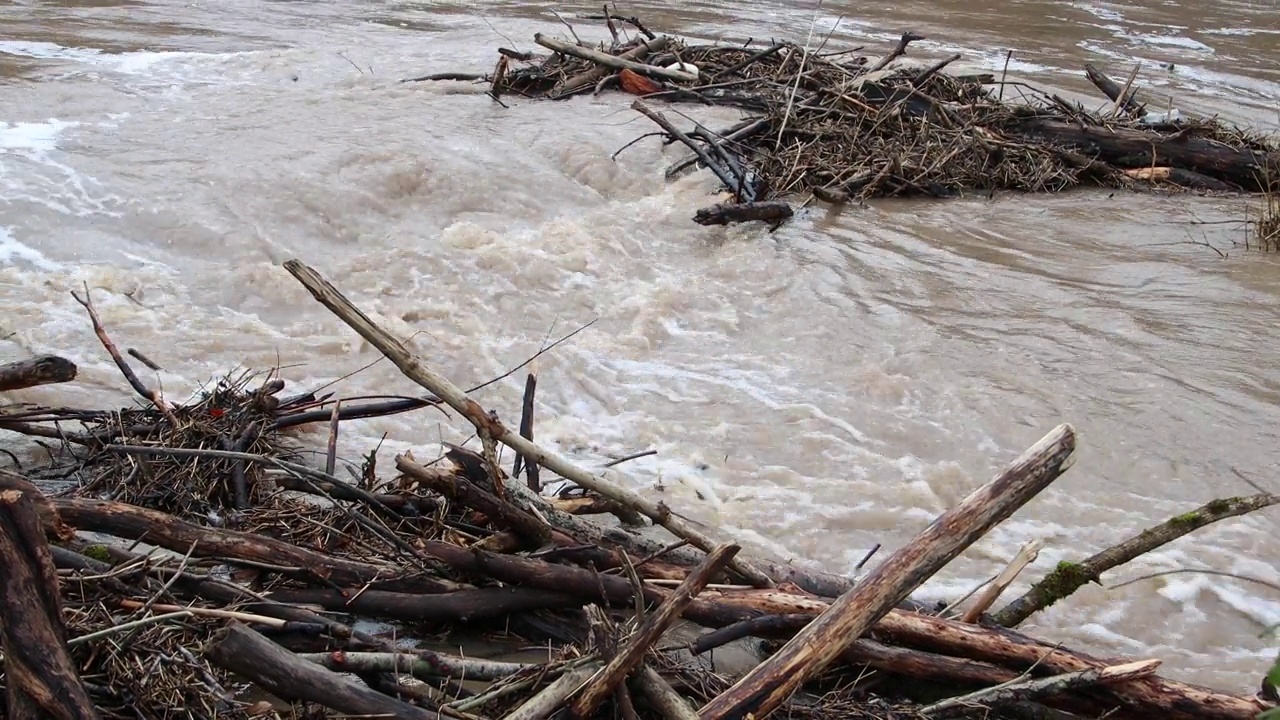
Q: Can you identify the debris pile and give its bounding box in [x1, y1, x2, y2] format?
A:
[408, 15, 1280, 225]
[1, 260, 1277, 720]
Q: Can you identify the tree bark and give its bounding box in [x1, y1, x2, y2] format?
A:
[693, 201, 794, 226]
[0, 355, 78, 392]
[697, 423, 1078, 720]
[0, 486, 99, 720]
[203, 623, 436, 720]
[1011, 119, 1280, 192]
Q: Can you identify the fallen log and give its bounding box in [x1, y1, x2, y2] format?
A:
[396, 453, 552, 546]
[568, 542, 739, 718]
[693, 201, 793, 226]
[1012, 119, 1280, 192]
[204, 622, 436, 720]
[0, 355, 78, 393]
[690, 588, 1270, 720]
[535, 33, 696, 83]
[552, 36, 670, 97]
[1084, 63, 1147, 116]
[697, 423, 1078, 720]
[0, 484, 99, 720]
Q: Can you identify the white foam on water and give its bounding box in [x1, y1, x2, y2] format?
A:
[0, 117, 77, 151]
[0, 117, 122, 219]
[0, 225, 56, 270]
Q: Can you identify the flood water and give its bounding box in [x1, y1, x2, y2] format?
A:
[3, 0, 1280, 694]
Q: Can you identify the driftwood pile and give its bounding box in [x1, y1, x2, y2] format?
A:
[407, 14, 1280, 226]
[1, 261, 1278, 720]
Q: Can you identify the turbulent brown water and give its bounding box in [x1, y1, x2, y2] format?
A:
[3, 0, 1280, 694]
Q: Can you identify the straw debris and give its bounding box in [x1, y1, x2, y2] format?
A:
[407, 15, 1280, 226]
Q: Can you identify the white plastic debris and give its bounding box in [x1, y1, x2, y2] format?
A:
[664, 61, 700, 78]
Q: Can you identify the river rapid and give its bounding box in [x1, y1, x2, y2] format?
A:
[2, 0, 1280, 694]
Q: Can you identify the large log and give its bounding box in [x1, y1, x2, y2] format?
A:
[0, 483, 98, 720]
[203, 623, 435, 720]
[535, 34, 696, 83]
[1012, 119, 1280, 192]
[697, 424, 1078, 720]
[0, 355, 77, 392]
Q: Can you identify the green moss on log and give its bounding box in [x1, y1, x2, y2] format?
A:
[81, 544, 111, 562]
[1031, 561, 1096, 610]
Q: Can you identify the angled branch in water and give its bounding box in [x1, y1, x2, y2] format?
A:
[70, 285, 179, 426]
[282, 259, 777, 589]
[993, 492, 1280, 628]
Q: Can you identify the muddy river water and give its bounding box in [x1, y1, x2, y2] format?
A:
[2, 0, 1280, 694]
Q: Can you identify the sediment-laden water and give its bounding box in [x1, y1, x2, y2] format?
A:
[2, 0, 1279, 693]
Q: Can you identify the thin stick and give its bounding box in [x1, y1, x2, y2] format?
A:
[67, 610, 194, 647]
[115, 599, 291, 627]
[325, 400, 341, 477]
[283, 260, 776, 589]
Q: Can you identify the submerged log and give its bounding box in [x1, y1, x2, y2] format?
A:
[0, 484, 98, 720]
[0, 355, 78, 393]
[693, 201, 794, 226]
[204, 623, 435, 720]
[1013, 119, 1280, 192]
[698, 423, 1078, 720]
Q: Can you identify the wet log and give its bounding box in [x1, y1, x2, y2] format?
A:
[204, 622, 435, 720]
[920, 659, 1161, 717]
[48, 496, 455, 593]
[690, 589, 1268, 720]
[0, 355, 78, 392]
[0, 485, 98, 720]
[693, 201, 793, 226]
[554, 37, 670, 97]
[994, 492, 1280, 628]
[395, 453, 551, 546]
[1084, 64, 1147, 116]
[535, 34, 696, 83]
[568, 542, 740, 718]
[1012, 119, 1280, 192]
[697, 423, 1078, 720]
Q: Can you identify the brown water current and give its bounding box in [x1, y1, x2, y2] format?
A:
[2, 0, 1280, 694]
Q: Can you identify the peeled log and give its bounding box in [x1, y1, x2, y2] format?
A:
[0, 485, 98, 720]
[1013, 119, 1280, 192]
[204, 623, 435, 720]
[698, 424, 1078, 720]
[0, 355, 77, 392]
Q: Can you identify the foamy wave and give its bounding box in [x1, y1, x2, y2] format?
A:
[0, 117, 121, 218]
[0, 226, 56, 270]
